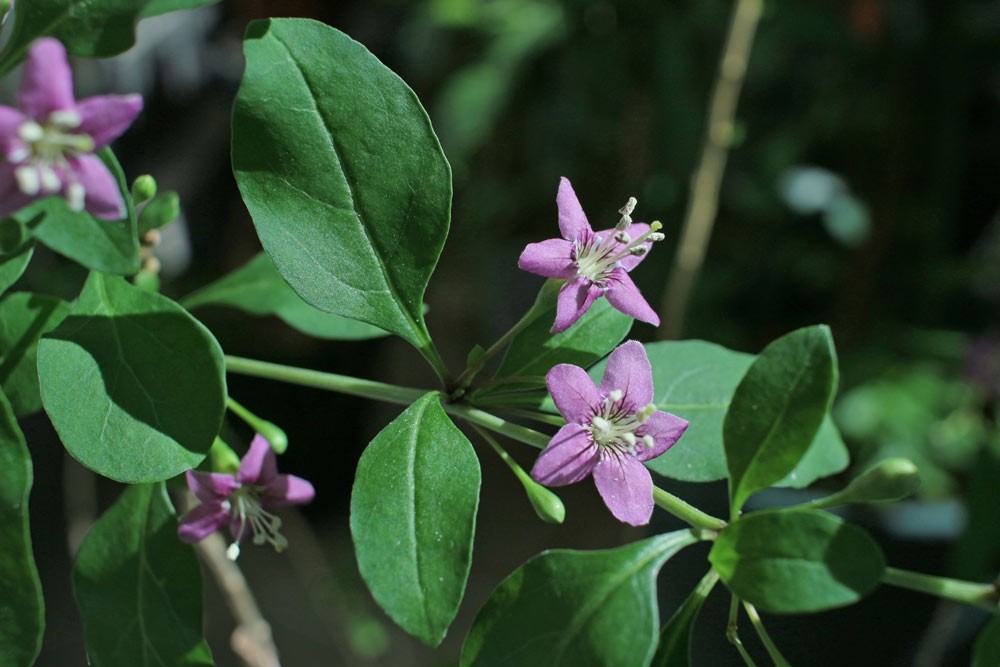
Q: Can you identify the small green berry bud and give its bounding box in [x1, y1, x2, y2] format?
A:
[131, 174, 158, 205]
[209, 437, 241, 474]
[809, 458, 921, 509]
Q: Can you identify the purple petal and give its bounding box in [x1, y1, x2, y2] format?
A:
[65, 154, 124, 219]
[261, 474, 316, 507]
[237, 434, 278, 485]
[530, 423, 599, 486]
[617, 223, 652, 271]
[552, 278, 601, 333]
[605, 270, 659, 326]
[546, 363, 601, 423]
[592, 453, 654, 526]
[177, 502, 230, 543]
[0, 106, 27, 159]
[600, 340, 654, 408]
[518, 237, 577, 279]
[635, 410, 689, 462]
[77, 94, 143, 149]
[185, 470, 239, 503]
[19, 38, 76, 118]
[556, 177, 592, 240]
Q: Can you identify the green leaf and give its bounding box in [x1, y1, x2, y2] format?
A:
[491, 297, 633, 386]
[141, 0, 219, 17]
[709, 509, 885, 613]
[651, 571, 718, 667]
[350, 392, 480, 646]
[725, 326, 838, 511]
[0, 292, 70, 416]
[775, 416, 849, 489]
[17, 149, 139, 275]
[591, 340, 846, 485]
[182, 252, 389, 340]
[232, 18, 452, 348]
[461, 530, 699, 667]
[38, 273, 226, 482]
[0, 2, 149, 83]
[0, 220, 33, 294]
[0, 391, 44, 667]
[73, 483, 214, 667]
[973, 614, 1000, 667]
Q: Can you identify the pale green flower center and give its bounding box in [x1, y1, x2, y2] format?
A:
[13, 110, 94, 210]
[588, 388, 657, 457]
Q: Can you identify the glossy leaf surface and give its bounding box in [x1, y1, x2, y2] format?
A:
[709, 509, 885, 613]
[351, 393, 480, 646]
[233, 18, 451, 347]
[182, 252, 388, 340]
[38, 274, 226, 482]
[73, 483, 213, 666]
[725, 326, 838, 510]
[461, 531, 698, 667]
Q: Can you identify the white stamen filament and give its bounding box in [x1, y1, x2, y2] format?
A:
[587, 388, 657, 457]
[573, 217, 665, 286]
[228, 486, 289, 559]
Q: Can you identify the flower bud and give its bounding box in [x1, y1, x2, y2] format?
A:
[131, 174, 157, 205]
[809, 458, 921, 509]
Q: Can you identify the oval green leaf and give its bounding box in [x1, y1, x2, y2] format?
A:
[725, 326, 838, 511]
[0, 292, 70, 416]
[461, 530, 699, 667]
[73, 483, 213, 667]
[0, 391, 44, 667]
[232, 18, 451, 348]
[709, 509, 885, 613]
[38, 273, 226, 482]
[182, 252, 388, 340]
[16, 149, 139, 275]
[141, 0, 219, 17]
[350, 392, 480, 646]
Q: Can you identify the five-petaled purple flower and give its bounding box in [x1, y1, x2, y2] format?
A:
[519, 177, 663, 333]
[531, 340, 688, 525]
[178, 435, 315, 559]
[0, 38, 142, 220]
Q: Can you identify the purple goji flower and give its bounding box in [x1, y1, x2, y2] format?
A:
[0, 38, 143, 220]
[518, 177, 663, 333]
[178, 435, 315, 559]
[531, 340, 688, 526]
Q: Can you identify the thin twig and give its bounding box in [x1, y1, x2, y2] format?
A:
[658, 0, 764, 339]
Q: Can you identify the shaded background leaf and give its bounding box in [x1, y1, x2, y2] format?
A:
[73, 483, 213, 667]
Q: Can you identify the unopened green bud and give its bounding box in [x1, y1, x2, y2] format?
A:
[257, 420, 289, 454]
[515, 466, 566, 524]
[208, 437, 241, 474]
[131, 174, 157, 205]
[227, 397, 289, 454]
[809, 458, 921, 509]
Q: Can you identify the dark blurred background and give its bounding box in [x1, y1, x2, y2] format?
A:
[13, 0, 1000, 665]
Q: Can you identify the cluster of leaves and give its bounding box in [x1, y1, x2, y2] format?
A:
[1, 5, 998, 667]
